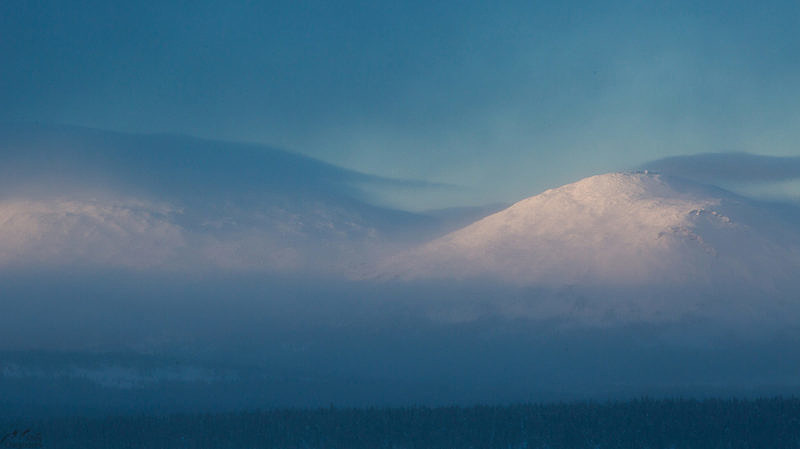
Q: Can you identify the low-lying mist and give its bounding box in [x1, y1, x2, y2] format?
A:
[2, 270, 800, 415]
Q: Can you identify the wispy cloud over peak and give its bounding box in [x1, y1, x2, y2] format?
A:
[641, 153, 800, 185]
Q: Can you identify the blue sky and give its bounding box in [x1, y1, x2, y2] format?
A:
[2, 0, 800, 207]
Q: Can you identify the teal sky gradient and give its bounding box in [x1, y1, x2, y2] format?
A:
[2, 0, 800, 208]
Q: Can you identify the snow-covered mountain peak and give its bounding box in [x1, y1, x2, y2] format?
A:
[381, 172, 800, 288]
[525, 171, 721, 209]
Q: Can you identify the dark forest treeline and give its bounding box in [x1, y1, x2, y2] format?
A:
[4, 398, 800, 449]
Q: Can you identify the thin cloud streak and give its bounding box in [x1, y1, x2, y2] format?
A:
[642, 153, 800, 185]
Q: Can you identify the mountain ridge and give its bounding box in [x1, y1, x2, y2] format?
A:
[381, 172, 800, 288]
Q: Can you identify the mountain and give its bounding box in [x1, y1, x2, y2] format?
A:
[383, 172, 800, 289]
[0, 123, 439, 272]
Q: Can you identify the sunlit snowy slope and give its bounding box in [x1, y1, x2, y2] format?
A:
[0, 123, 442, 271]
[386, 172, 800, 288]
